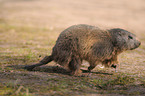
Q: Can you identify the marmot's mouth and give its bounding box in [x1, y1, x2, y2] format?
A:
[130, 42, 141, 50]
[130, 47, 136, 50]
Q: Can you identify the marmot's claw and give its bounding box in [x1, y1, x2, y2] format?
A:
[111, 64, 118, 72]
[111, 64, 117, 68]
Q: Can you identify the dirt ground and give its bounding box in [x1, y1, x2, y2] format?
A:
[0, 0, 145, 96]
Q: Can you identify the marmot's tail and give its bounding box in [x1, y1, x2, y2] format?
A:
[24, 55, 53, 71]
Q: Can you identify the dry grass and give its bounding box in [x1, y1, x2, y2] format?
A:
[0, 0, 145, 96]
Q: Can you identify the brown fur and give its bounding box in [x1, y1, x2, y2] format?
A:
[24, 24, 141, 76]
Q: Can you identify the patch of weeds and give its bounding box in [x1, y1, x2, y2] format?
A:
[140, 79, 145, 87]
[129, 91, 142, 95]
[95, 75, 135, 90]
[42, 77, 97, 94]
[90, 79, 104, 86]
[0, 85, 14, 96]
[24, 53, 33, 61]
[0, 83, 32, 96]
[112, 75, 135, 85]
[27, 73, 138, 95]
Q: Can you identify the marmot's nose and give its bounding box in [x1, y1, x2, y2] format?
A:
[138, 41, 141, 46]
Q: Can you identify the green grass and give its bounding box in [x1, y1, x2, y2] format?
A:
[0, 83, 31, 96]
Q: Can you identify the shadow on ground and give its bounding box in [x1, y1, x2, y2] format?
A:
[7, 65, 113, 76]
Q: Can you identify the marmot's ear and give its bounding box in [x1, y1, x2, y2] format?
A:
[109, 28, 122, 34]
[109, 28, 127, 36]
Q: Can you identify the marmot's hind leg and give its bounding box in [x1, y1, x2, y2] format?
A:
[24, 55, 53, 71]
[68, 55, 82, 76]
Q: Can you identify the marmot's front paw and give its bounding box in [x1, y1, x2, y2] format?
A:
[111, 64, 117, 68]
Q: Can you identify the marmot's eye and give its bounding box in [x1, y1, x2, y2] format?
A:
[128, 36, 133, 39]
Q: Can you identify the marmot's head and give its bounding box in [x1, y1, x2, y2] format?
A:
[109, 28, 141, 52]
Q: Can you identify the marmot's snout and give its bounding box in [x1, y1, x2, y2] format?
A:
[131, 40, 141, 50]
[138, 40, 141, 46]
